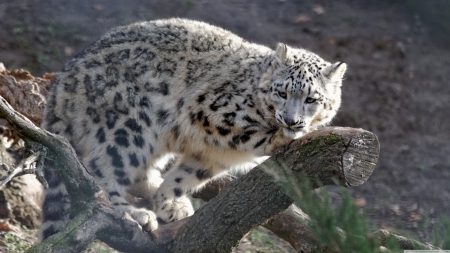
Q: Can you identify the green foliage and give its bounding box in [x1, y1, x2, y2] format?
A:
[282, 176, 402, 253]
[138, 11, 154, 20]
[182, 0, 194, 10]
[42, 20, 62, 37]
[1, 232, 32, 252]
[433, 216, 450, 250]
[12, 21, 25, 35]
[417, 165, 428, 172]
[33, 53, 48, 68]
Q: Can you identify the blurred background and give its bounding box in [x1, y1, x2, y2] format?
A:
[0, 0, 449, 251]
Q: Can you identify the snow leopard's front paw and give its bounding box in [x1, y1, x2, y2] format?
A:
[155, 197, 194, 223]
[116, 206, 159, 231]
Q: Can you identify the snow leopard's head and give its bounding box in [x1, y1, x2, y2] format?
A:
[259, 43, 347, 139]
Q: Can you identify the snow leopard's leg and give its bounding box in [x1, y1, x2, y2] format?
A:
[86, 145, 160, 232]
[153, 156, 223, 223]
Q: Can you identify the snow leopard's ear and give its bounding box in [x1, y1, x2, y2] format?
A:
[275, 43, 288, 65]
[323, 62, 347, 83]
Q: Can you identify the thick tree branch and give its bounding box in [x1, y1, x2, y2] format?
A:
[264, 205, 318, 252]
[178, 127, 379, 253]
[168, 167, 293, 253]
[192, 173, 318, 252]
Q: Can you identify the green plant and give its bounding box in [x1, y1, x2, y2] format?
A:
[418, 165, 428, 172]
[33, 53, 48, 68]
[182, 0, 194, 10]
[138, 11, 154, 20]
[12, 21, 25, 34]
[279, 176, 402, 253]
[17, 38, 29, 49]
[46, 45, 61, 58]
[433, 216, 450, 249]
[43, 20, 62, 37]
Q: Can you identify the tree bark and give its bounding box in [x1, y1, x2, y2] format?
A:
[168, 167, 293, 253]
[264, 205, 318, 252]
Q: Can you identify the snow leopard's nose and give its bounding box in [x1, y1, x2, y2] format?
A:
[284, 117, 299, 127]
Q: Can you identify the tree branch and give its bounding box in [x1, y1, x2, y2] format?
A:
[178, 127, 379, 253]
[0, 149, 47, 189]
[370, 229, 439, 250]
[192, 173, 318, 252]
[264, 205, 318, 252]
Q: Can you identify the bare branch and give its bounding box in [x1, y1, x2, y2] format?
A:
[0, 149, 44, 189]
[370, 229, 440, 250]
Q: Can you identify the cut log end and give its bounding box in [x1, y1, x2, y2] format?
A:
[273, 127, 379, 188]
[343, 130, 380, 187]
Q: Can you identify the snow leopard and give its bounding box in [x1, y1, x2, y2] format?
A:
[39, 18, 347, 240]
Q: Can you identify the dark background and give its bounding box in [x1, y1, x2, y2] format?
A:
[1, 0, 449, 245]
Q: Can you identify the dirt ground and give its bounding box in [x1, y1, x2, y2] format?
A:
[0, 0, 449, 251]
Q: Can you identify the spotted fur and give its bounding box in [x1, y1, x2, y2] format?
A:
[40, 18, 346, 240]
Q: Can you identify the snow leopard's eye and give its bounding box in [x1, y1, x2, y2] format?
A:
[277, 91, 287, 99]
[305, 97, 317, 103]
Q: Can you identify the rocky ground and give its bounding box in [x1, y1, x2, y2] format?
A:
[0, 0, 449, 252]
